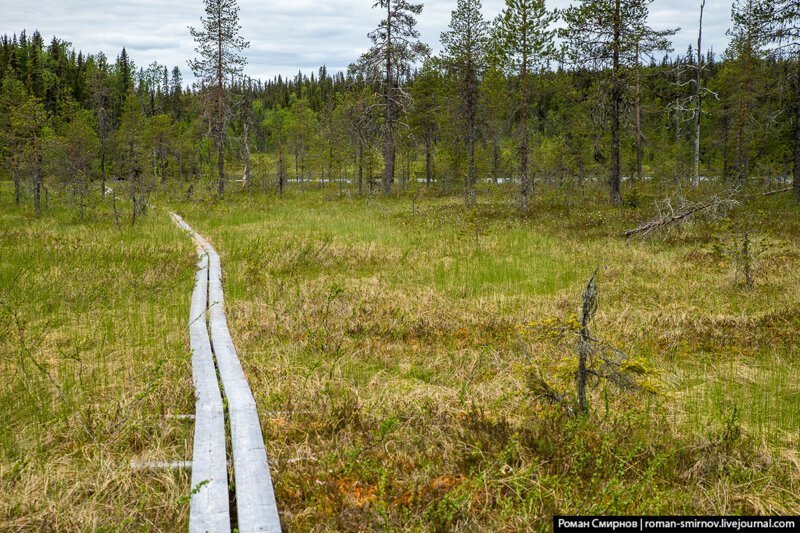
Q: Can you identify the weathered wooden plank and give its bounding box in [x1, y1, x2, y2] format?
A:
[172, 214, 231, 533]
[130, 460, 193, 470]
[172, 213, 281, 533]
[206, 244, 282, 533]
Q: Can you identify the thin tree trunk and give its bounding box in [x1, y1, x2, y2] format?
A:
[794, 62, 800, 203]
[130, 150, 138, 225]
[634, 45, 643, 182]
[693, 0, 705, 185]
[100, 140, 106, 197]
[383, 0, 394, 197]
[610, 0, 622, 205]
[425, 136, 432, 185]
[12, 156, 20, 205]
[466, 51, 477, 207]
[33, 150, 42, 216]
[358, 142, 364, 196]
[216, 3, 225, 198]
[492, 140, 499, 184]
[520, 54, 530, 213]
[520, 116, 529, 213]
[722, 114, 730, 180]
[467, 137, 476, 207]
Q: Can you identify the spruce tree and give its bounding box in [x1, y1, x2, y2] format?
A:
[441, 0, 490, 207]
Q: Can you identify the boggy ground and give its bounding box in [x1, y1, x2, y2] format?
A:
[174, 182, 800, 530]
[1, 180, 799, 530]
[0, 191, 195, 529]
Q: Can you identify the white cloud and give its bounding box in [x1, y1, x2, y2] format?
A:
[2, 0, 732, 82]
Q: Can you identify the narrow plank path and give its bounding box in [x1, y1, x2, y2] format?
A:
[172, 213, 281, 533]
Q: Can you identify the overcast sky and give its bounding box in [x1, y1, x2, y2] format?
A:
[3, 0, 733, 82]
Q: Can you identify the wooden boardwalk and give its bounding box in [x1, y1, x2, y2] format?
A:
[172, 213, 281, 533]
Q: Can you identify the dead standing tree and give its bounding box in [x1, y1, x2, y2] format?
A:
[577, 269, 598, 414]
[531, 270, 646, 415]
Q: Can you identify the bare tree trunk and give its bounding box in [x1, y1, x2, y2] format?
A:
[130, 157, 138, 225]
[216, 3, 225, 199]
[520, 55, 530, 213]
[425, 136, 432, 185]
[577, 271, 597, 415]
[794, 65, 800, 203]
[358, 143, 364, 196]
[100, 140, 106, 197]
[467, 137, 476, 207]
[12, 157, 20, 205]
[693, 0, 705, 185]
[492, 139, 500, 184]
[634, 43, 643, 182]
[33, 150, 42, 216]
[276, 147, 283, 194]
[634, 79, 643, 181]
[466, 54, 477, 207]
[722, 114, 730, 180]
[609, 0, 622, 205]
[520, 117, 529, 213]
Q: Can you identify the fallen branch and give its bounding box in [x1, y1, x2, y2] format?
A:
[624, 193, 738, 238]
[761, 186, 792, 197]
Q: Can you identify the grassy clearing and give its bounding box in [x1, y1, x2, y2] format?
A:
[171, 182, 800, 529]
[0, 187, 195, 529]
[2, 179, 799, 530]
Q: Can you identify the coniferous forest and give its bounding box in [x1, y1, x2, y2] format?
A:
[1, 0, 798, 210]
[1, 0, 800, 530]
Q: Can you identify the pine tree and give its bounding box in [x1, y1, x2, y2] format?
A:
[356, 0, 429, 197]
[561, 0, 675, 204]
[117, 92, 146, 223]
[746, 0, 800, 201]
[189, 0, 250, 198]
[409, 62, 443, 187]
[441, 0, 490, 207]
[492, 0, 558, 212]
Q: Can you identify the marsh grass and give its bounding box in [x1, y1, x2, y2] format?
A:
[172, 182, 800, 529]
[0, 188, 195, 529]
[2, 178, 799, 530]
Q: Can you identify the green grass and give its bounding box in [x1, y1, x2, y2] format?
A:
[171, 182, 800, 528]
[0, 187, 195, 529]
[3, 178, 800, 529]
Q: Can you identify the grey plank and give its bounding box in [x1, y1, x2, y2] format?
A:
[172, 213, 282, 533]
[172, 214, 231, 533]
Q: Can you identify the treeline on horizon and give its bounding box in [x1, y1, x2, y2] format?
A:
[0, 0, 798, 221]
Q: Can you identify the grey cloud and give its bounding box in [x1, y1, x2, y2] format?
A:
[2, 0, 734, 82]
